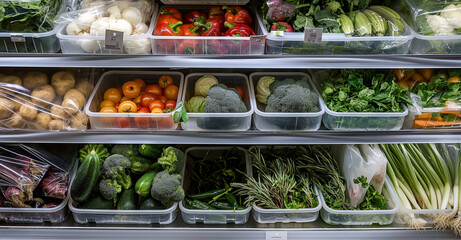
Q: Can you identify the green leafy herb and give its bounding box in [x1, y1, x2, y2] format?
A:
[410, 72, 461, 108]
[353, 176, 388, 210]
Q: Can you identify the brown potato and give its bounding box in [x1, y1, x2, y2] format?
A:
[61, 98, 79, 114]
[0, 98, 14, 119]
[31, 85, 56, 107]
[64, 89, 86, 109]
[0, 75, 22, 85]
[75, 79, 94, 98]
[70, 111, 89, 130]
[18, 103, 38, 120]
[51, 71, 75, 96]
[7, 114, 26, 128]
[36, 112, 51, 130]
[49, 119, 66, 131]
[50, 105, 68, 119]
[23, 72, 49, 90]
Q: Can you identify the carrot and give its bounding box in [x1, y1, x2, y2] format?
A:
[413, 120, 461, 128]
[440, 110, 461, 118]
[401, 70, 415, 83]
[393, 69, 405, 82]
[415, 112, 432, 120]
[448, 76, 460, 83]
[417, 69, 434, 82]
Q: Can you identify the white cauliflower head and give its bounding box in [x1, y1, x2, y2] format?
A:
[441, 4, 461, 28]
[426, 15, 455, 35]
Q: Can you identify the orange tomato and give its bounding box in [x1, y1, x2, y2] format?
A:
[133, 78, 146, 91]
[100, 106, 117, 113]
[158, 95, 168, 103]
[234, 86, 245, 100]
[164, 85, 179, 100]
[104, 88, 122, 103]
[137, 107, 150, 113]
[117, 117, 131, 128]
[117, 88, 123, 95]
[122, 81, 141, 99]
[159, 75, 173, 88]
[145, 84, 163, 96]
[149, 100, 165, 111]
[140, 93, 157, 107]
[100, 100, 114, 109]
[165, 100, 176, 111]
[151, 108, 164, 113]
[133, 95, 142, 105]
[118, 101, 137, 113]
[120, 96, 132, 103]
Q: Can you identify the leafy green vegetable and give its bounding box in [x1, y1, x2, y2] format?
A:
[410, 72, 461, 108]
[0, 0, 61, 33]
[353, 176, 387, 210]
[321, 70, 412, 113]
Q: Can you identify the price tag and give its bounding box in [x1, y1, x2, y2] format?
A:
[266, 231, 287, 240]
[270, 31, 285, 37]
[105, 29, 123, 50]
[10, 34, 25, 43]
[304, 28, 323, 43]
[250, 35, 266, 44]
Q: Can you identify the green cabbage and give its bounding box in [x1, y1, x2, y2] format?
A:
[194, 75, 219, 97]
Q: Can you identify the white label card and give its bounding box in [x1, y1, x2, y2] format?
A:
[266, 231, 288, 240]
[304, 28, 323, 43]
[10, 34, 25, 43]
[105, 29, 123, 50]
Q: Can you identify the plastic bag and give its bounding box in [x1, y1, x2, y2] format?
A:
[39, 168, 68, 199]
[406, 0, 461, 35]
[358, 144, 388, 193]
[58, 0, 154, 54]
[265, 0, 296, 23]
[0, 69, 95, 131]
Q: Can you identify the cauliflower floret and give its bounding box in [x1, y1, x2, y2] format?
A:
[124, 38, 151, 54]
[441, 4, 461, 28]
[426, 15, 454, 35]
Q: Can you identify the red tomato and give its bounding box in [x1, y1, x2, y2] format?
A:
[164, 85, 179, 100]
[136, 104, 142, 111]
[134, 107, 150, 129]
[137, 107, 150, 113]
[234, 86, 245, 100]
[140, 93, 157, 107]
[145, 84, 163, 96]
[151, 108, 164, 113]
[165, 100, 177, 111]
[158, 95, 168, 103]
[133, 78, 146, 91]
[117, 117, 131, 128]
[149, 100, 165, 111]
[114, 103, 120, 111]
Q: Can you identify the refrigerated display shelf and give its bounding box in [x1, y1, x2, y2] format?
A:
[0, 130, 460, 144]
[0, 217, 456, 239]
[1, 54, 461, 69]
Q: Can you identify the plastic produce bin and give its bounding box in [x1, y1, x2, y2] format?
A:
[85, 70, 183, 130]
[319, 179, 399, 225]
[404, 106, 461, 129]
[160, 0, 249, 5]
[181, 73, 253, 131]
[179, 147, 251, 224]
[0, 163, 77, 223]
[321, 102, 408, 131]
[57, 3, 157, 54]
[152, 6, 265, 55]
[410, 34, 461, 54]
[257, 11, 413, 55]
[249, 72, 324, 131]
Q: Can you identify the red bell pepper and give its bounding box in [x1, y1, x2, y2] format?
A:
[223, 24, 255, 37]
[223, 24, 256, 54]
[270, 22, 294, 32]
[209, 6, 224, 18]
[154, 19, 184, 51]
[177, 39, 202, 54]
[207, 39, 228, 54]
[160, 7, 182, 21]
[223, 6, 253, 28]
[184, 10, 207, 25]
[195, 17, 223, 36]
[180, 24, 201, 36]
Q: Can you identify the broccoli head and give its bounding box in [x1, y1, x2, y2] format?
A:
[158, 147, 185, 174]
[99, 179, 122, 205]
[111, 145, 138, 158]
[203, 84, 247, 113]
[266, 83, 320, 113]
[103, 154, 132, 189]
[151, 170, 185, 207]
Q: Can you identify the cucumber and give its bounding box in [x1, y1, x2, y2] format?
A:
[117, 188, 137, 210]
[130, 156, 153, 174]
[140, 198, 164, 210]
[71, 150, 101, 203]
[78, 196, 113, 209]
[135, 170, 158, 197]
[138, 144, 165, 158]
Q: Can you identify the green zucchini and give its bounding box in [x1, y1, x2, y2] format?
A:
[78, 196, 113, 210]
[71, 150, 101, 203]
[135, 170, 158, 197]
[117, 188, 137, 210]
[138, 144, 165, 158]
[140, 198, 164, 210]
[130, 156, 153, 174]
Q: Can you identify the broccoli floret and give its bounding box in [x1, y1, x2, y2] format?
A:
[103, 154, 132, 189]
[269, 78, 310, 92]
[158, 147, 185, 174]
[151, 170, 185, 207]
[99, 179, 122, 205]
[266, 84, 320, 113]
[203, 84, 247, 113]
[111, 145, 138, 158]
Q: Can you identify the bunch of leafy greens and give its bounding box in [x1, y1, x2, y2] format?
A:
[232, 147, 318, 209]
[410, 70, 461, 108]
[0, 0, 61, 33]
[262, 0, 372, 32]
[321, 70, 412, 113]
[297, 145, 387, 210]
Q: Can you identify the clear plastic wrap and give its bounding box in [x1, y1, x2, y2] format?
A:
[265, 0, 296, 23]
[57, 0, 155, 54]
[0, 69, 95, 131]
[39, 169, 68, 199]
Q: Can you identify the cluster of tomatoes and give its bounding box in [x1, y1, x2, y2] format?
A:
[100, 75, 179, 115]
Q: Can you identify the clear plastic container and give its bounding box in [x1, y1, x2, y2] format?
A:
[249, 72, 324, 131]
[258, 11, 413, 55]
[85, 70, 184, 130]
[160, 0, 248, 4]
[180, 146, 251, 224]
[411, 34, 461, 54]
[321, 101, 408, 131]
[57, 3, 157, 54]
[319, 179, 399, 226]
[404, 106, 461, 129]
[181, 73, 253, 131]
[152, 6, 265, 55]
[0, 163, 76, 223]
